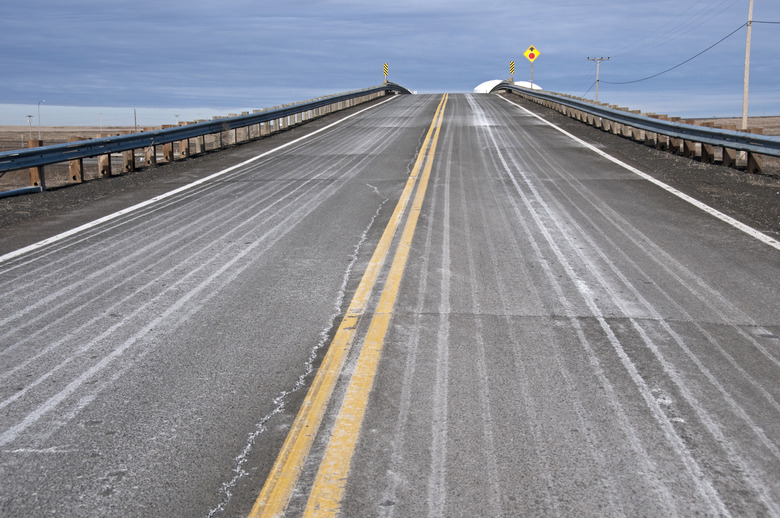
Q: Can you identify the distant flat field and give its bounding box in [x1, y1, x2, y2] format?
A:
[693, 116, 780, 135]
[0, 125, 157, 153]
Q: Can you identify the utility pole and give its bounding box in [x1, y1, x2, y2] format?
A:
[587, 57, 610, 102]
[26, 115, 33, 140]
[37, 99, 45, 140]
[741, 0, 754, 131]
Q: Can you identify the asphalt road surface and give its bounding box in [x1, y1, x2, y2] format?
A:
[1, 93, 778, 517]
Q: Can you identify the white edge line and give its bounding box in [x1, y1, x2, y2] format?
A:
[0, 96, 400, 265]
[499, 95, 780, 252]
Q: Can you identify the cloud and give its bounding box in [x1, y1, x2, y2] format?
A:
[1, 0, 778, 119]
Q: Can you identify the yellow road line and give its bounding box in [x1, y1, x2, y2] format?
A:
[303, 94, 448, 517]
[248, 94, 448, 518]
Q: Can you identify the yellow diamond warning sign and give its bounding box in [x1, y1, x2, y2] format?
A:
[524, 45, 540, 63]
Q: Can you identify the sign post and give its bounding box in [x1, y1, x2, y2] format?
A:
[524, 45, 540, 89]
[510, 60, 515, 84]
[383, 63, 388, 83]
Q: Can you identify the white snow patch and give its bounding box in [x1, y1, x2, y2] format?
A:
[473, 79, 543, 93]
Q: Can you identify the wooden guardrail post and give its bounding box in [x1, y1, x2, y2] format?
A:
[122, 149, 135, 172]
[626, 111, 642, 141]
[159, 124, 176, 161]
[237, 112, 249, 141]
[96, 134, 112, 176]
[226, 114, 238, 144]
[68, 136, 84, 183]
[697, 122, 716, 163]
[179, 138, 189, 158]
[721, 146, 738, 168]
[163, 142, 174, 162]
[121, 132, 135, 172]
[145, 145, 157, 166]
[682, 120, 697, 158]
[648, 115, 669, 150]
[98, 154, 111, 176]
[98, 153, 111, 176]
[667, 117, 682, 154]
[28, 139, 45, 188]
[747, 152, 763, 174]
[178, 123, 190, 158]
[717, 124, 738, 168]
[746, 128, 764, 174]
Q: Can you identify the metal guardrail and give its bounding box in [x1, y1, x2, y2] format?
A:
[0, 83, 411, 174]
[492, 82, 780, 158]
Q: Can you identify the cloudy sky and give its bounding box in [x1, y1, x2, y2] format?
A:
[2, 0, 778, 125]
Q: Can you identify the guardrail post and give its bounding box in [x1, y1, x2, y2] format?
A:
[226, 115, 238, 144]
[122, 148, 135, 172]
[145, 145, 157, 166]
[67, 136, 84, 183]
[701, 144, 716, 163]
[238, 112, 250, 141]
[746, 128, 764, 174]
[681, 120, 697, 158]
[27, 139, 46, 188]
[716, 123, 739, 168]
[119, 132, 136, 172]
[251, 111, 262, 138]
[96, 134, 112, 176]
[667, 117, 682, 153]
[98, 154, 111, 176]
[163, 142, 174, 162]
[179, 137, 189, 158]
[697, 122, 715, 163]
[649, 115, 669, 150]
[627, 111, 643, 141]
[747, 152, 763, 174]
[722, 146, 738, 168]
[682, 139, 697, 159]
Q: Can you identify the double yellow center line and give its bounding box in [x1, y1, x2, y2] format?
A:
[249, 94, 448, 518]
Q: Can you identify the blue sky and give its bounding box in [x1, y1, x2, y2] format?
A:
[2, 0, 778, 126]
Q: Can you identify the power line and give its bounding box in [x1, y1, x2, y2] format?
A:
[602, 22, 746, 85]
[609, 0, 739, 58]
[581, 80, 597, 99]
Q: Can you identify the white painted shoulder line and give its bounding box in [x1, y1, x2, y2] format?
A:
[499, 96, 780, 252]
[0, 97, 399, 265]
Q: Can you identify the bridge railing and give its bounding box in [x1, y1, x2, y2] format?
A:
[493, 82, 780, 174]
[0, 83, 410, 192]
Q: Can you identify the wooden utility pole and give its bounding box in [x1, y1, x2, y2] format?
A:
[588, 57, 610, 102]
[741, 0, 754, 131]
